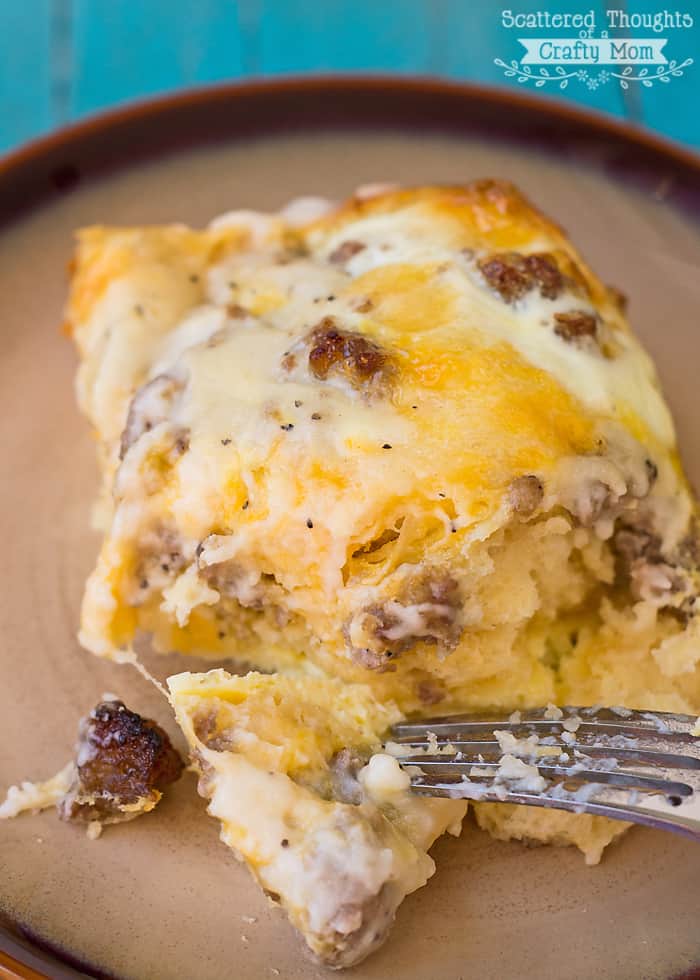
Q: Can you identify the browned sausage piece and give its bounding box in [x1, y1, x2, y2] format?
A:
[58, 700, 183, 823]
[509, 475, 544, 516]
[553, 311, 598, 343]
[478, 252, 565, 302]
[297, 317, 394, 391]
[328, 240, 366, 264]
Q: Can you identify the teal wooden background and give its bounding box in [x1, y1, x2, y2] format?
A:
[1, 0, 699, 154]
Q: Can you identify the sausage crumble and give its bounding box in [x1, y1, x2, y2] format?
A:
[509, 475, 544, 517]
[58, 700, 183, 824]
[553, 310, 598, 344]
[329, 240, 366, 265]
[120, 373, 185, 459]
[284, 317, 394, 393]
[345, 570, 463, 669]
[416, 677, 447, 706]
[478, 251, 564, 302]
[329, 748, 368, 804]
[611, 519, 700, 608]
[133, 524, 188, 599]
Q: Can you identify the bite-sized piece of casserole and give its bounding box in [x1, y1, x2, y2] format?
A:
[0, 699, 183, 833]
[168, 669, 465, 967]
[67, 182, 700, 869]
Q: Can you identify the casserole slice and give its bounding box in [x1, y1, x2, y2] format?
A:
[168, 669, 466, 967]
[67, 182, 700, 867]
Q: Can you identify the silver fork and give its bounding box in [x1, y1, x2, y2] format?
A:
[389, 706, 700, 841]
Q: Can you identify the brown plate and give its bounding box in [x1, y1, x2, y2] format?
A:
[1, 77, 700, 980]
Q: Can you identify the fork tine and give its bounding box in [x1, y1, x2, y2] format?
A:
[407, 775, 691, 801]
[399, 758, 694, 797]
[391, 706, 700, 751]
[391, 719, 698, 743]
[392, 706, 695, 733]
[404, 780, 700, 841]
[389, 741, 700, 771]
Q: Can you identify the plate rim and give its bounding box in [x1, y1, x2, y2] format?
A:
[0, 73, 699, 229]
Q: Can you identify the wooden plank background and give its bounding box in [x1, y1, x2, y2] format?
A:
[1, 0, 698, 152]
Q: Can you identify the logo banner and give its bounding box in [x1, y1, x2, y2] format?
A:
[519, 37, 668, 65]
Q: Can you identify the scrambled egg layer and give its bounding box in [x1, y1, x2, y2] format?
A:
[67, 183, 700, 961]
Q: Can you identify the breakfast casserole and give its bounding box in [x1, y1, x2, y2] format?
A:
[64, 181, 700, 965]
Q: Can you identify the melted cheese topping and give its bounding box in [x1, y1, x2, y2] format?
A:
[316, 208, 672, 447]
[73, 188, 690, 653]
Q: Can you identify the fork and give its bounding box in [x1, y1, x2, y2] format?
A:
[389, 706, 700, 841]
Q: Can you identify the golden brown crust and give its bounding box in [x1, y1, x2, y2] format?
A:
[309, 181, 557, 240]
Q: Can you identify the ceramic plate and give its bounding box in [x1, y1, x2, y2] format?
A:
[1, 78, 699, 980]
